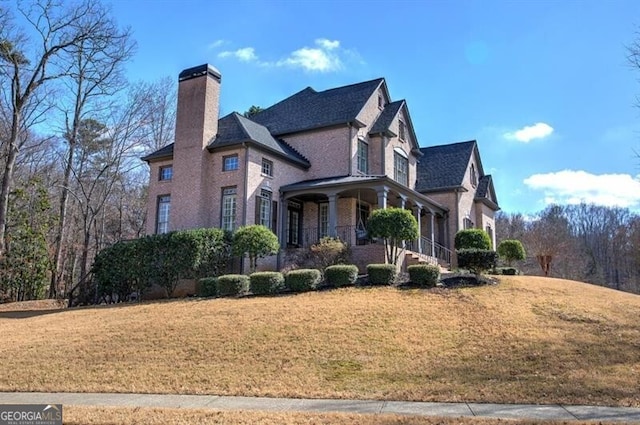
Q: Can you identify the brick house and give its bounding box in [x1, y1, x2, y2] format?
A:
[142, 64, 499, 272]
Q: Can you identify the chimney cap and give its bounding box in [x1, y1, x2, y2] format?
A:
[178, 64, 221, 82]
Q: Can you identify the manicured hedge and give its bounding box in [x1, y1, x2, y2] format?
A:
[407, 264, 440, 287]
[455, 229, 492, 250]
[493, 267, 518, 276]
[198, 277, 218, 297]
[285, 269, 322, 292]
[324, 265, 358, 288]
[250, 272, 285, 295]
[366, 264, 396, 285]
[217, 274, 250, 296]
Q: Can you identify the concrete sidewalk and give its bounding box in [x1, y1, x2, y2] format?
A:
[1, 392, 640, 422]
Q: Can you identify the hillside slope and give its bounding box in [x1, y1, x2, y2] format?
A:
[0, 276, 638, 407]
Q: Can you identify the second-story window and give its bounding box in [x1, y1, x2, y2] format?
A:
[159, 165, 173, 181]
[223, 154, 239, 171]
[261, 158, 273, 177]
[357, 139, 368, 174]
[394, 152, 408, 186]
[398, 120, 406, 141]
[470, 164, 478, 187]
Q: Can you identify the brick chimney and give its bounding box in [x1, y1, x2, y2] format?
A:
[171, 64, 221, 230]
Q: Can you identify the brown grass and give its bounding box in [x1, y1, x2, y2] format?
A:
[63, 406, 615, 425]
[1, 276, 639, 407]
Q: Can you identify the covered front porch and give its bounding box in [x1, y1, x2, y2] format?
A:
[278, 176, 452, 269]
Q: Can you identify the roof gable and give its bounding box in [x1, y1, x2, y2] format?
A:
[475, 174, 500, 209]
[208, 113, 310, 168]
[416, 140, 477, 192]
[251, 78, 385, 135]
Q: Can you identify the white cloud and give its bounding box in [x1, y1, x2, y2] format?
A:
[208, 39, 226, 49]
[217, 47, 257, 62]
[504, 122, 554, 143]
[217, 38, 348, 72]
[524, 170, 640, 208]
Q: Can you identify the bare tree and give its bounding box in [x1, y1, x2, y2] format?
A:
[50, 3, 134, 297]
[0, 0, 113, 256]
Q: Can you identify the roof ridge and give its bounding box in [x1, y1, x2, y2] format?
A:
[420, 139, 477, 151]
[315, 77, 384, 94]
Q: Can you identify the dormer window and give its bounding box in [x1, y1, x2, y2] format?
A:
[398, 120, 406, 141]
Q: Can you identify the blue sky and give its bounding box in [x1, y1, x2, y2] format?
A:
[109, 0, 640, 214]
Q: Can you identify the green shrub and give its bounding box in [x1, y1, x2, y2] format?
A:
[324, 265, 358, 288]
[407, 264, 440, 287]
[233, 225, 280, 272]
[455, 229, 492, 250]
[216, 274, 249, 297]
[198, 277, 218, 297]
[456, 249, 497, 275]
[367, 208, 419, 265]
[497, 239, 526, 266]
[285, 269, 322, 292]
[498, 267, 518, 275]
[366, 264, 397, 285]
[250, 272, 285, 295]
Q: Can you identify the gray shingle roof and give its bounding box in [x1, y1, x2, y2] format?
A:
[475, 174, 499, 208]
[416, 140, 476, 192]
[208, 113, 310, 168]
[250, 78, 385, 135]
[141, 143, 174, 162]
[369, 100, 403, 136]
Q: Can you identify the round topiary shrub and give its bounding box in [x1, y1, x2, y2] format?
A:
[407, 264, 440, 287]
[216, 274, 250, 297]
[198, 277, 218, 297]
[366, 264, 396, 285]
[285, 269, 322, 292]
[324, 265, 358, 288]
[455, 229, 492, 250]
[249, 271, 285, 295]
[497, 239, 526, 266]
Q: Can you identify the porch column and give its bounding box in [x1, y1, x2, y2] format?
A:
[328, 192, 338, 237]
[428, 208, 436, 258]
[376, 187, 388, 209]
[414, 202, 423, 254]
[280, 196, 288, 247]
[399, 195, 407, 209]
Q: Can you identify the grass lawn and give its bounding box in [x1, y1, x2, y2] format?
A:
[63, 406, 621, 425]
[0, 276, 639, 407]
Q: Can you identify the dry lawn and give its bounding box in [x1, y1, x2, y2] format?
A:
[63, 406, 618, 425]
[1, 276, 639, 407]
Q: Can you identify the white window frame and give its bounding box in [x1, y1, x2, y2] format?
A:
[156, 195, 170, 234]
[319, 203, 328, 238]
[259, 188, 272, 227]
[261, 158, 273, 177]
[394, 152, 408, 186]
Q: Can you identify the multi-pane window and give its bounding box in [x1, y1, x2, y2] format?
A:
[223, 154, 239, 171]
[221, 187, 237, 231]
[394, 152, 408, 186]
[156, 195, 170, 234]
[463, 218, 474, 229]
[159, 165, 173, 181]
[357, 139, 368, 174]
[258, 189, 272, 227]
[319, 203, 328, 238]
[261, 158, 273, 177]
[398, 120, 406, 141]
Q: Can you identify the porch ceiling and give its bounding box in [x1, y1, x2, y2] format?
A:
[280, 175, 448, 214]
